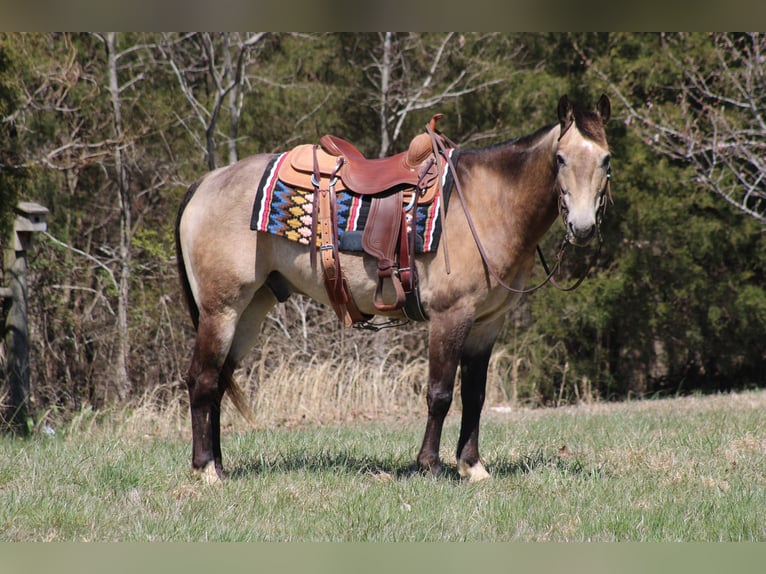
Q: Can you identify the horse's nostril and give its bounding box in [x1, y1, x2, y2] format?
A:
[568, 222, 596, 244]
[578, 224, 596, 241]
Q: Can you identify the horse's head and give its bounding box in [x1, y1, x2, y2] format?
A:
[555, 94, 611, 246]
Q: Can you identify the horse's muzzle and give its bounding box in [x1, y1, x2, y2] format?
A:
[567, 221, 597, 246]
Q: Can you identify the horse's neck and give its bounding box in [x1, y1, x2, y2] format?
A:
[459, 127, 561, 248]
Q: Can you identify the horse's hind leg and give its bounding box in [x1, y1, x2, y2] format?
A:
[186, 311, 236, 483]
[186, 286, 277, 484]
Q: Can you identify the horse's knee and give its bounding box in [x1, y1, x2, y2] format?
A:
[426, 387, 453, 417]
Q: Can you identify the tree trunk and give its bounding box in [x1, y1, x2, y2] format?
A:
[224, 34, 240, 166]
[106, 32, 131, 403]
[377, 32, 393, 158]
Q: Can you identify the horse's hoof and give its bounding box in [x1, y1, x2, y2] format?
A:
[195, 461, 223, 486]
[457, 460, 491, 482]
[416, 460, 443, 478]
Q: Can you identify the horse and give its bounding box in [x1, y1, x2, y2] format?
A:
[175, 94, 612, 484]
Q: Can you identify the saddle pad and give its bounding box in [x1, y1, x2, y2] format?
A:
[250, 149, 458, 254]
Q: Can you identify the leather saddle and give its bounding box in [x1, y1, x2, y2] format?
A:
[276, 115, 448, 327]
[278, 116, 443, 204]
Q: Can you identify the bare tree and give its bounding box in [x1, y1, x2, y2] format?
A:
[363, 33, 508, 157]
[579, 33, 766, 225]
[7, 33, 135, 404]
[102, 32, 133, 401]
[159, 32, 267, 169]
[7, 33, 178, 406]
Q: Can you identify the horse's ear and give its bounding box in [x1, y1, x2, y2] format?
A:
[596, 94, 611, 124]
[558, 95, 574, 133]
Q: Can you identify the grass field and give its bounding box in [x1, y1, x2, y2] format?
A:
[1, 389, 765, 541]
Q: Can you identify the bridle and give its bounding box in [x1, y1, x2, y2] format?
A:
[543, 158, 611, 292]
[426, 121, 611, 296]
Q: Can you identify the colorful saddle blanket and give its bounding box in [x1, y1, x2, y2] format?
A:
[250, 150, 458, 254]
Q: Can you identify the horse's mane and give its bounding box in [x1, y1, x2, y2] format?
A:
[471, 123, 555, 154]
[466, 109, 607, 155]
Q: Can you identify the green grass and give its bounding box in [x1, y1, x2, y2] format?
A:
[1, 391, 765, 541]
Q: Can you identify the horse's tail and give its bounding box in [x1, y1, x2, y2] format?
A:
[175, 179, 255, 427]
[220, 357, 256, 428]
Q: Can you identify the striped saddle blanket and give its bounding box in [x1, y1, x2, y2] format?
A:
[250, 150, 457, 254]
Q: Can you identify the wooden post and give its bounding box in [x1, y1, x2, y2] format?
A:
[2, 248, 30, 434]
[2, 201, 48, 435]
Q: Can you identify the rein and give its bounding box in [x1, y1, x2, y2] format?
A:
[426, 123, 603, 296]
[537, 240, 602, 292]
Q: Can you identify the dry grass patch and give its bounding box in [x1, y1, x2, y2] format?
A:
[228, 348, 429, 429]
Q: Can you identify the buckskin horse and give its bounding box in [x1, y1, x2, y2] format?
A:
[175, 94, 612, 484]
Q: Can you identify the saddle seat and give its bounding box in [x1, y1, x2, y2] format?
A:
[277, 114, 443, 203]
[319, 130, 437, 194]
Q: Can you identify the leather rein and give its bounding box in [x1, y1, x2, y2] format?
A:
[425, 122, 609, 296]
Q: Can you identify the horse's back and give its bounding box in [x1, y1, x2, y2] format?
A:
[188, 153, 272, 213]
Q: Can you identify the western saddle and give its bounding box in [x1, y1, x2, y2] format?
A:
[276, 115, 449, 327]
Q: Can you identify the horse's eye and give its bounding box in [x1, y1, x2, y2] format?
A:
[556, 154, 566, 168]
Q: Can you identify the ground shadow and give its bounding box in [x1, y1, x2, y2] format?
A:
[227, 450, 428, 481]
[227, 447, 604, 482]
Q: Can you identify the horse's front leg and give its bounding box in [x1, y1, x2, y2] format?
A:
[455, 347, 495, 482]
[456, 319, 504, 482]
[417, 312, 473, 477]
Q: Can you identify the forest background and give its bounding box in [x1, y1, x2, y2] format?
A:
[1, 32, 765, 427]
